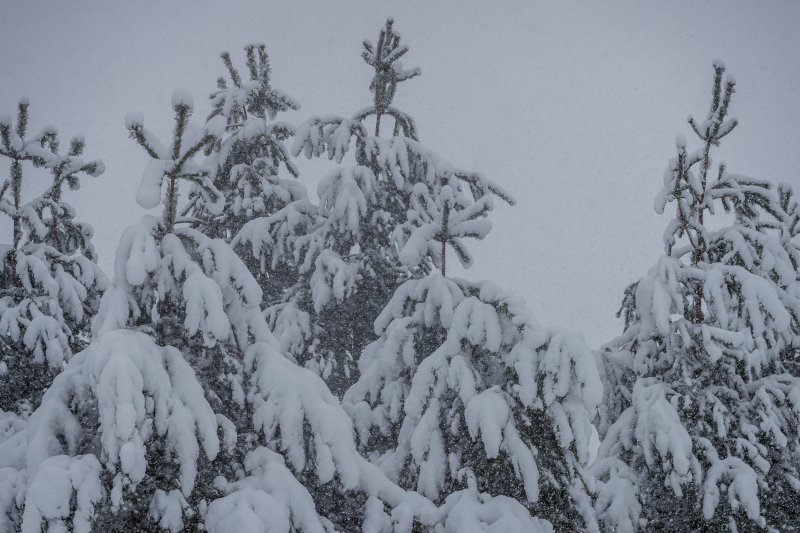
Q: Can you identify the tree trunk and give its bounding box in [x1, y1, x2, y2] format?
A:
[163, 174, 178, 232]
[441, 239, 446, 277]
[11, 159, 21, 249]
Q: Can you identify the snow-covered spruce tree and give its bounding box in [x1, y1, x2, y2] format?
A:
[7, 90, 237, 532]
[1, 89, 438, 532]
[0, 99, 105, 415]
[191, 44, 314, 309]
[343, 175, 515, 456]
[241, 19, 512, 398]
[593, 63, 800, 532]
[346, 236, 601, 530]
[338, 67, 601, 531]
[240, 19, 423, 397]
[199, 44, 321, 381]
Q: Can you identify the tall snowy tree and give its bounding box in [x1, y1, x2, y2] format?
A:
[13, 89, 245, 531]
[190, 44, 312, 307]
[593, 63, 800, 532]
[346, 274, 602, 531]
[0, 99, 105, 414]
[0, 76, 442, 530]
[335, 23, 601, 529]
[237, 19, 513, 397]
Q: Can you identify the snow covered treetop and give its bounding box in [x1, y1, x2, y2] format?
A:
[1, 99, 104, 243]
[291, 18, 422, 157]
[291, 18, 515, 286]
[362, 18, 421, 119]
[0, 99, 103, 192]
[126, 93, 226, 228]
[205, 44, 301, 182]
[210, 43, 300, 125]
[654, 64, 744, 258]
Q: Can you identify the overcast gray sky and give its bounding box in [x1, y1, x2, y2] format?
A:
[2, 0, 799, 347]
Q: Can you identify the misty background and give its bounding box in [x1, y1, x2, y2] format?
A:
[1, 0, 798, 347]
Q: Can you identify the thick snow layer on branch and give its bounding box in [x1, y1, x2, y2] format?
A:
[345, 274, 466, 445]
[111, 215, 161, 288]
[95, 217, 270, 347]
[432, 488, 554, 533]
[20, 454, 103, 533]
[702, 455, 761, 523]
[233, 199, 318, 273]
[23, 330, 219, 502]
[179, 260, 231, 345]
[124, 111, 144, 130]
[0, 465, 23, 532]
[206, 448, 329, 533]
[136, 159, 168, 209]
[245, 341, 360, 486]
[310, 250, 359, 311]
[171, 88, 193, 110]
[370, 280, 600, 532]
[244, 342, 436, 522]
[464, 387, 509, 459]
[316, 166, 376, 235]
[630, 380, 695, 492]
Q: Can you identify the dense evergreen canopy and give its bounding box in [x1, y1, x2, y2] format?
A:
[0, 20, 797, 533]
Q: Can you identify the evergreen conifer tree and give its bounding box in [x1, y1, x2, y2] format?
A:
[335, 21, 601, 531]
[238, 19, 514, 398]
[343, 184, 602, 530]
[0, 99, 105, 414]
[348, 275, 602, 531]
[191, 44, 312, 307]
[1, 80, 438, 532]
[593, 63, 800, 532]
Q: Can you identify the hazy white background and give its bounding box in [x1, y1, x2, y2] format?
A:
[1, 0, 798, 347]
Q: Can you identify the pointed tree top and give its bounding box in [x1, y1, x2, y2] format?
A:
[361, 18, 421, 114]
[688, 62, 737, 144]
[211, 43, 299, 123]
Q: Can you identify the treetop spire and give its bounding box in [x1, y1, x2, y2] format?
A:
[362, 18, 421, 135]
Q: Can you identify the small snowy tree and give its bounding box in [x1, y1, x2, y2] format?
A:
[593, 63, 800, 532]
[344, 273, 464, 456]
[347, 275, 601, 531]
[0, 99, 105, 414]
[343, 171, 512, 456]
